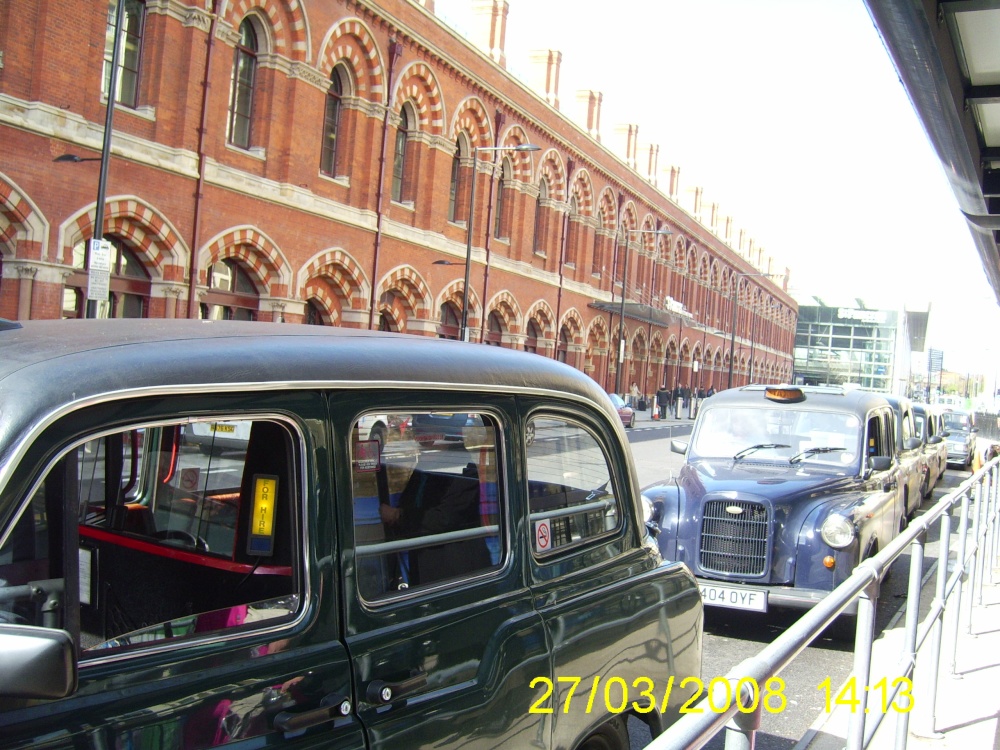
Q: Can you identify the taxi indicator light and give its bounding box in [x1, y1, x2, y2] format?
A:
[765, 386, 806, 403]
[823, 555, 836, 569]
[248, 474, 278, 556]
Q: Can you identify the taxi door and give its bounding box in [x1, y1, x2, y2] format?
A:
[333, 393, 551, 749]
[520, 401, 703, 745]
[0, 391, 365, 750]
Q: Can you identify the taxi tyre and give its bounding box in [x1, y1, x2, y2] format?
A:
[577, 715, 629, 750]
[370, 423, 387, 451]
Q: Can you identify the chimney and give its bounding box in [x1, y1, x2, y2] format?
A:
[575, 90, 603, 141]
[709, 202, 719, 233]
[414, 0, 435, 11]
[614, 124, 639, 169]
[646, 144, 659, 186]
[472, 0, 509, 68]
[529, 50, 562, 109]
[691, 187, 703, 221]
[724, 216, 733, 243]
[668, 166, 680, 201]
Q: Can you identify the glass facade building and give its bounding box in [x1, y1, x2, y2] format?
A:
[793, 305, 907, 393]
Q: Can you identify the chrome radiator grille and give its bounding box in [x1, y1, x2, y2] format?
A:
[699, 499, 769, 576]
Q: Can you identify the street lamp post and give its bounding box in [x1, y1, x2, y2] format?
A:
[458, 143, 539, 342]
[726, 272, 782, 389]
[54, 0, 126, 319]
[615, 226, 672, 395]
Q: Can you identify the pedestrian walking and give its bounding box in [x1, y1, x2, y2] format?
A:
[656, 384, 670, 420]
[629, 381, 640, 409]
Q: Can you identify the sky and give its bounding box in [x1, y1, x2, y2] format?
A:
[433, 0, 1000, 375]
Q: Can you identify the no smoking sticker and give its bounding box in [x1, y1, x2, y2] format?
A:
[180, 467, 200, 492]
[535, 519, 551, 552]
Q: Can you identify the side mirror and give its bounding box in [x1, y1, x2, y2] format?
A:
[972, 427, 979, 433]
[868, 455, 892, 472]
[0, 624, 76, 700]
[903, 437, 922, 451]
[670, 439, 688, 455]
[928, 435, 943, 445]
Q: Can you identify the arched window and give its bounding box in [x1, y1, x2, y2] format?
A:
[65, 237, 151, 319]
[557, 326, 570, 363]
[525, 319, 541, 353]
[565, 196, 579, 266]
[228, 19, 258, 149]
[305, 300, 327, 325]
[591, 229, 603, 276]
[533, 179, 549, 255]
[320, 65, 347, 177]
[200, 258, 258, 321]
[448, 135, 469, 223]
[485, 311, 504, 346]
[392, 104, 414, 202]
[102, 0, 145, 108]
[494, 157, 512, 239]
[438, 302, 461, 340]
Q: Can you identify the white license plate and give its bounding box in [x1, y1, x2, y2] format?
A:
[699, 582, 768, 612]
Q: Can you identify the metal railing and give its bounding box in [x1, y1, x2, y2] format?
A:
[650, 455, 1000, 750]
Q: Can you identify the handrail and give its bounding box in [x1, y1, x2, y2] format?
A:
[650, 456, 1000, 750]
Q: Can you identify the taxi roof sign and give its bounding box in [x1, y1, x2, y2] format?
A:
[765, 386, 806, 403]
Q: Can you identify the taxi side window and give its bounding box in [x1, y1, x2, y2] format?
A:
[866, 412, 890, 458]
[0, 417, 300, 654]
[352, 412, 503, 600]
[526, 416, 620, 554]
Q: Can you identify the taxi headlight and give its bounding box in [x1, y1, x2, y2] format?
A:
[640, 495, 654, 525]
[820, 515, 855, 549]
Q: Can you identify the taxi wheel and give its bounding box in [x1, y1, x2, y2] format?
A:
[578, 716, 628, 750]
[370, 424, 386, 451]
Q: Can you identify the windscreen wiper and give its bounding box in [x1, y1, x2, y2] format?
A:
[789, 447, 845, 464]
[733, 444, 790, 461]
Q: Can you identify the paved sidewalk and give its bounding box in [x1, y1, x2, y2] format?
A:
[798, 445, 1000, 750]
[799, 569, 1000, 750]
[631, 405, 697, 424]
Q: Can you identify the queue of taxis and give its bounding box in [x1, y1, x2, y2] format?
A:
[911, 402, 949, 498]
[645, 385, 906, 623]
[0, 318, 703, 750]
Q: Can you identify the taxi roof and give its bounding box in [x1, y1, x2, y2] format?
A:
[705, 384, 892, 415]
[0, 318, 615, 461]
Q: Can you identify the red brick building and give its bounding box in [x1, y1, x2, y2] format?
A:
[0, 0, 795, 396]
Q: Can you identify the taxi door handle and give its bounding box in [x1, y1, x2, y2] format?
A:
[366, 672, 428, 705]
[274, 693, 352, 733]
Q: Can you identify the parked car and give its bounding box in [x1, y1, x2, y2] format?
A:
[645, 384, 905, 629]
[0, 319, 702, 750]
[884, 395, 925, 518]
[942, 408, 977, 467]
[409, 411, 481, 445]
[912, 403, 948, 496]
[608, 393, 636, 428]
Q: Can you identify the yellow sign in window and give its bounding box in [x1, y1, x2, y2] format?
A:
[248, 474, 278, 556]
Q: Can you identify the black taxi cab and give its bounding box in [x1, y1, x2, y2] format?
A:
[0, 319, 701, 750]
[645, 385, 905, 624]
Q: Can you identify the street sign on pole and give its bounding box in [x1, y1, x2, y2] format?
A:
[87, 238, 112, 302]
